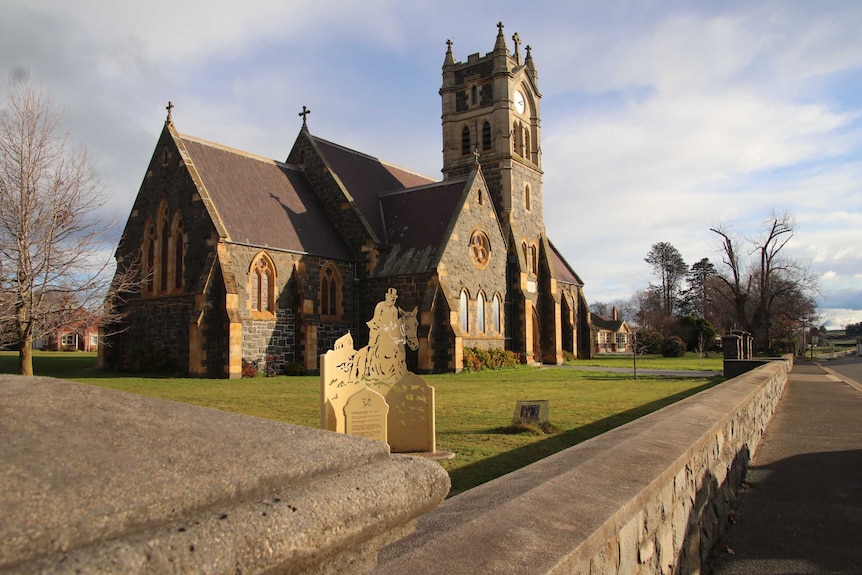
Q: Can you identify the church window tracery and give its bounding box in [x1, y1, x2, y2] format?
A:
[469, 230, 491, 268]
[171, 211, 184, 291]
[250, 252, 277, 316]
[320, 262, 342, 320]
[142, 219, 155, 294]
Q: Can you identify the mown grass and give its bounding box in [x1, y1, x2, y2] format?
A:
[1, 351, 723, 496]
[570, 351, 723, 371]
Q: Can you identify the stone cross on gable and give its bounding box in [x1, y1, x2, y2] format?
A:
[473, 148, 481, 166]
[299, 105, 311, 128]
[497, 21, 504, 34]
[512, 33, 521, 64]
[165, 101, 174, 125]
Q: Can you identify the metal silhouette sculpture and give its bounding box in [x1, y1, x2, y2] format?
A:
[320, 288, 435, 453]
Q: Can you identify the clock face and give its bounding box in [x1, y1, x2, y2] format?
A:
[514, 90, 526, 115]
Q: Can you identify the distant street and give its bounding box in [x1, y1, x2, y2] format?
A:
[821, 355, 862, 387]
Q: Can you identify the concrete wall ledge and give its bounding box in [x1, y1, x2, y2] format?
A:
[376, 359, 791, 575]
[0, 376, 450, 575]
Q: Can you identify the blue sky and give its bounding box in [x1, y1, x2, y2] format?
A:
[3, 1, 861, 328]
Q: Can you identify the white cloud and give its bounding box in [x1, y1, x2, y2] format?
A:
[3, 0, 860, 321]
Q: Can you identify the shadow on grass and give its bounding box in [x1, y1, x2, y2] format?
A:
[0, 352, 178, 380]
[446, 378, 722, 497]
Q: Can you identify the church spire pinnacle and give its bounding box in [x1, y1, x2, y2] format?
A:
[525, 44, 538, 85]
[494, 21, 508, 54]
[443, 38, 455, 67]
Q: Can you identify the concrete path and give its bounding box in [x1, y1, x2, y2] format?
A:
[710, 358, 862, 574]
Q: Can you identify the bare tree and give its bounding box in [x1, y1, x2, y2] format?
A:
[0, 79, 137, 375]
[710, 211, 819, 354]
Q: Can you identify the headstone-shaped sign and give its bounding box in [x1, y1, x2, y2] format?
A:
[344, 387, 389, 446]
[320, 288, 437, 454]
[512, 400, 550, 427]
[386, 372, 436, 453]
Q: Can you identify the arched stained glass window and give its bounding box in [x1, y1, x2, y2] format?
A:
[250, 253, 276, 315]
[460, 290, 469, 333]
[320, 263, 342, 319]
[493, 294, 502, 333]
[477, 292, 486, 333]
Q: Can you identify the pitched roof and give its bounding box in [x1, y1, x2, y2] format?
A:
[375, 178, 469, 276]
[548, 240, 583, 286]
[311, 136, 437, 242]
[179, 135, 352, 260]
[591, 314, 626, 332]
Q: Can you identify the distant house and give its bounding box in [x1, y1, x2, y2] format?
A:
[44, 313, 99, 352]
[592, 308, 632, 354]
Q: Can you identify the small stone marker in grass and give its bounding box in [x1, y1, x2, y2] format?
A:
[512, 399, 550, 427]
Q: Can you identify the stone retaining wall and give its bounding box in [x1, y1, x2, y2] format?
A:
[376, 358, 791, 575]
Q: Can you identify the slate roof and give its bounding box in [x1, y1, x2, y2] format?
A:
[179, 135, 352, 260]
[311, 136, 437, 242]
[591, 314, 626, 332]
[375, 178, 470, 276]
[548, 240, 583, 286]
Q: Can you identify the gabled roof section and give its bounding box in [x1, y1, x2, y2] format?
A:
[591, 314, 628, 333]
[547, 240, 583, 286]
[179, 135, 351, 260]
[311, 136, 437, 242]
[375, 177, 470, 276]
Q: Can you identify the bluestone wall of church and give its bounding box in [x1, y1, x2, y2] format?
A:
[221, 244, 355, 373]
[105, 127, 224, 372]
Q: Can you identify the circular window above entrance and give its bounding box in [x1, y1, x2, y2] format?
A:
[469, 231, 491, 268]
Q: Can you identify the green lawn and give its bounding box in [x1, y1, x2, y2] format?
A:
[1, 351, 723, 496]
[570, 351, 723, 371]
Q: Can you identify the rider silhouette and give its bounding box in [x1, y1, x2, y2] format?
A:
[365, 288, 400, 378]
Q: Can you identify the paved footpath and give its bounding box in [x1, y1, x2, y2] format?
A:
[710, 359, 862, 575]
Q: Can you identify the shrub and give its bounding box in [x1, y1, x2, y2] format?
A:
[282, 361, 306, 376]
[241, 360, 257, 378]
[661, 335, 687, 357]
[462, 347, 484, 372]
[636, 329, 663, 355]
[463, 346, 520, 371]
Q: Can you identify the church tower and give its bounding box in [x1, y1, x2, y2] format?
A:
[441, 23, 557, 365]
[441, 22, 543, 243]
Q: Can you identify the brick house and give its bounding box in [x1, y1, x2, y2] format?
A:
[102, 24, 591, 377]
[43, 313, 100, 352]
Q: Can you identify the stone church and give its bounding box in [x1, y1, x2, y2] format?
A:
[102, 23, 592, 378]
